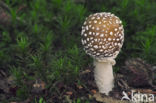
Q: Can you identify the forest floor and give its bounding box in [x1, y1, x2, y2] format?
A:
[0, 58, 155, 103]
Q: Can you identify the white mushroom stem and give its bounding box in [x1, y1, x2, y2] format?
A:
[94, 58, 116, 95]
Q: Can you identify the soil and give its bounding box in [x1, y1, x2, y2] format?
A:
[0, 58, 155, 103]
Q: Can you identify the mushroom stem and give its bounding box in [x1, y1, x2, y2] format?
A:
[94, 59, 115, 95]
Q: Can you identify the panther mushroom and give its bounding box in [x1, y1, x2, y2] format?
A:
[81, 12, 124, 95]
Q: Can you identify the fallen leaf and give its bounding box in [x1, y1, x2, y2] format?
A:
[80, 69, 91, 74]
[31, 79, 46, 94]
[40, 81, 46, 90]
[75, 83, 83, 89]
[91, 89, 97, 94]
[66, 91, 73, 95]
[33, 80, 46, 90]
[77, 85, 83, 89]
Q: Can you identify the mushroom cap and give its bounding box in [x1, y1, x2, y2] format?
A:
[81, 12, 124, 61]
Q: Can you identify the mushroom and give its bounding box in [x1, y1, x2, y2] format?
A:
[81, 12, 124, 95]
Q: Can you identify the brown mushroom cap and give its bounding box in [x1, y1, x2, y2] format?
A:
[81, 12, 124, 61]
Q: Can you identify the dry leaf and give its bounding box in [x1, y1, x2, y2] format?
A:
[75, 84, 83, 89]
[32, 79, 46, 94]
[91, 89, 97, 94]
[40, 81, 46, 89]
[33, 80, 46, 90]
[66, 91, 73, 95]
[81, 69, 91, 74]
[77, 85, 83, 89]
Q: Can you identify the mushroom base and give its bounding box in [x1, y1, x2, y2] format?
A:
[94, 59, 114, 95]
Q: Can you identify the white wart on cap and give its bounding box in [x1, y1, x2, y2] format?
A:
[81, 12, 124, 61]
